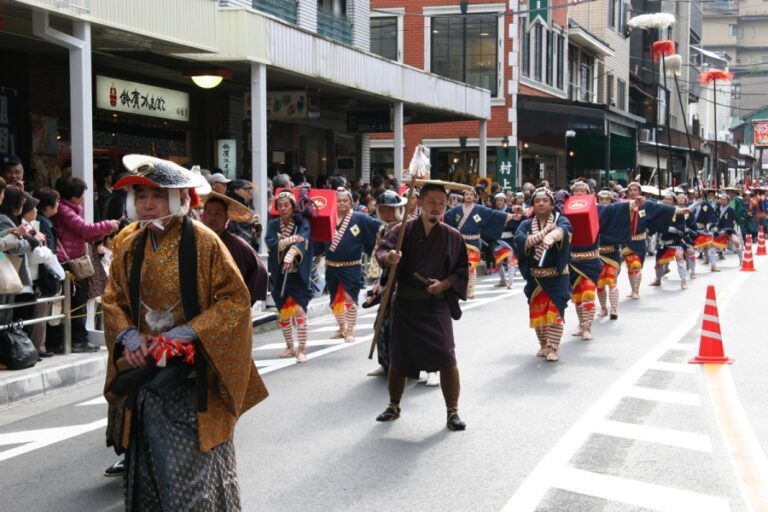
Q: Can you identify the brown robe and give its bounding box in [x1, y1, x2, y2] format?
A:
[376, 218, 468, 378]
[102, 218, 268, 453]
[220, 229, 268, 304]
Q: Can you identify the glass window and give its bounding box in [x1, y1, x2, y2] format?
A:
[534, 23, 543, 82]
[546, 30, 553, 85]
[617, 79, 626, 110]
[556, 34, 564, 89]
[580, 54, 593, 102]
[607, 74, 614, 105]
[522, 18, 530, 77]
[431, 13, 499, 95]
[370, 17, 398, 61]
[568, 45, 578, 100]
[608, 0, 616, 28]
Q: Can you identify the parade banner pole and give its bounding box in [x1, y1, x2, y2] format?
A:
[368, 178, 474, 359]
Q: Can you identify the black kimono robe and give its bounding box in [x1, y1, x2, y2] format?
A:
[376, 218, 468, 378]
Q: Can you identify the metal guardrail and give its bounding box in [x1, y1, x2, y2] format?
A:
[0, 282, 71, 354]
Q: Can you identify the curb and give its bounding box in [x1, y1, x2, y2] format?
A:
[0, 298, 333, 409]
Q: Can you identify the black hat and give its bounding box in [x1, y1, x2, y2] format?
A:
[377, 190, 408, 207]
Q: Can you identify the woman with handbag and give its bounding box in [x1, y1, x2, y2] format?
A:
[52, 176, 119, 353]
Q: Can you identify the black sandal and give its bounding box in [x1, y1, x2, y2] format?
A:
[376, 403, 401, 422]
[446, 408, 466, 431]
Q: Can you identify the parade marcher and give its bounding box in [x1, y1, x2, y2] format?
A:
[200, 192, 268, 306]
[266, 191, 313, 362]
[650, 192, 690, 290]
[595, 190, 623, 319]
[492, 192, 522, 289]
[621, 182, 682, 299]
[715, 193, 743, 264]
[374, 183, 469, 430]
[678, 193, 699, 279]
[325, 187, 382, 343]
[366, 189, 407, 378]
[445, 188, 517, 299]
[103, 156, 268, 510]
[692, 187, 721, 272]
[514, 187, 572, 362]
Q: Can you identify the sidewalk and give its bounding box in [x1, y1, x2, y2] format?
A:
[0, 294, 334, 409]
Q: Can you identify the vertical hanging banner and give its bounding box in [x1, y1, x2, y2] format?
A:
[753, 119, 768, 148]
[217, 139, 237, 179]
[495, 147, 517, 189]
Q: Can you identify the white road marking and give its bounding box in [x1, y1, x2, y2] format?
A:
[551, 467, 731, 512]
[647, 361, 696, 374]
[624, 386, 702, 407]
[0, 419, 108, 463]
[311, 323, 373, 333]
[593, 419, 712, 452]
[75, 396, 107, 407]
[252, 339, 345, 351]
[669, 343, 695, 352]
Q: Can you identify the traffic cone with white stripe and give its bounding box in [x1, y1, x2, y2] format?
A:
[689, 285, 734, 364]
[741, 235, 756, 272]
[758, 227, 767, 256]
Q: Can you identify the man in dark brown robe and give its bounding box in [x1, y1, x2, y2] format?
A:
[201, 193, 268, 305]
[374, 183, 469, 431]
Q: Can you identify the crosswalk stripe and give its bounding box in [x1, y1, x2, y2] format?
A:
[593, 419, 712, 452]
[253, 339, 345, 351]
[648, 361, 696, 374]
[551, 467, 731, 512]
[624, 386, 702, 407]
[311, 323, 373, 333]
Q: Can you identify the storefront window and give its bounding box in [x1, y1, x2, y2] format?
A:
[370, 17, 398, 61]
[431, 13, 499, 96]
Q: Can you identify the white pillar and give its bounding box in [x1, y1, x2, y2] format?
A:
[393, 102, 404, 183]
[71, 21, 94, 223]
[479, 120, 488, 178]
[32, 13, 94, 222]
[251, 62, 268, 251]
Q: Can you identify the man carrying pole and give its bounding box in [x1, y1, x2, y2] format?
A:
[374, 183, 469, 431]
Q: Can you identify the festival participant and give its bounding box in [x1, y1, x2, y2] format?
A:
[692, 187, 721, 272]
[266, 191, 313, 362]
[492, 192, 522, 289]
[678, 193, 699, 279]
[365, 189, 408, 378]
[103, 156, 268, 510]
[200, 192, 268, 306]
[715, 193, 743, 264]
[445, 188, 517, 299]
[596, 190, 622, 319]
[325, 187, 382, 343]
[650, 192, 690, 290]
[622, 182, 685, 298]
[514, 187, 572, 362]
[374, 183, 469, 430]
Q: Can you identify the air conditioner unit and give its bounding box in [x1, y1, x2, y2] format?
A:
[639, 128, 655, 143]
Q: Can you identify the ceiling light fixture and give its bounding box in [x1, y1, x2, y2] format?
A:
[183, 69, 233, 89]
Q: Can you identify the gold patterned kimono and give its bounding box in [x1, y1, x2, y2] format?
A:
[102, 217, 268, 453]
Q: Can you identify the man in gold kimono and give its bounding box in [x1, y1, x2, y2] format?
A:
[102, 155, 268, 511]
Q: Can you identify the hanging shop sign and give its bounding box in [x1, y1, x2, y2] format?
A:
[96, 75, 190, 122]
[217, 139, 237, 179]
[348, 109, 392, 133]
[753, 120, 768, 148]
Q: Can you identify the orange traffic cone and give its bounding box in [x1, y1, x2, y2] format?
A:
[741, 235, 756, 272]
[758, 227, 767, 256]
[689, 285, 734, 364]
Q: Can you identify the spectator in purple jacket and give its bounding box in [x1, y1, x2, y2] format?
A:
[52, 176, 119, 352]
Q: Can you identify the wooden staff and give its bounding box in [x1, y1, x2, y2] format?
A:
[367, 178, 472, 359]
[369, 177, 416, 359]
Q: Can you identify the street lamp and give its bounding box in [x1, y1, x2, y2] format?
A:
[501, 135, 510, 156]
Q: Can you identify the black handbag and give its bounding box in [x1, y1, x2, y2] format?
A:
[0, 322, 38, 370]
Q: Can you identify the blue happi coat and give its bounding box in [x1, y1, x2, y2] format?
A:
[445, 203, 509, 250]
[265, 216, 313, 311]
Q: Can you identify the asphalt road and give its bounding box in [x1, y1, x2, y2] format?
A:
[1, 252, 766, 512]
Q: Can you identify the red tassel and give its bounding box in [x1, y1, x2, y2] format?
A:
[652, 40, 675, 62]
[699, 69, 734, 85]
